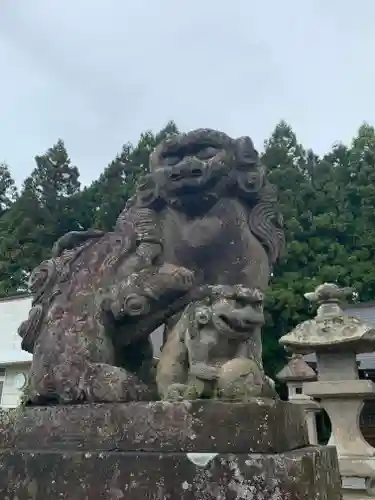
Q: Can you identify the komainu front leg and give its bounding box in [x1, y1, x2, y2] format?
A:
[163, 383, 190, 402]
[156, 318, 189, 400]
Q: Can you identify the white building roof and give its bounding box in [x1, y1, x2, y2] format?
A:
[0, 295, 33, 365]
[276, 354, 316, 381]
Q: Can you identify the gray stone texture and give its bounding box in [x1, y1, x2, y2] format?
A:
[1, 400, 307, 454]
[156, 287, 276, 402]
[18, 128, 285, 405]
[0, 400, 342, 499]
[0, 447, 342, 500]
[281, 283, 375, 489]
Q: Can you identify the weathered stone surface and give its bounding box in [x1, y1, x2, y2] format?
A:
[18, 128, 285, 405]
[280, 283, 375, 353]
[0, 447, 342, 499]
[0, 400, 307, 453]
[0, 400, 341, 499]
[157, 286, 276, 402]
[280, 283, 375, 484]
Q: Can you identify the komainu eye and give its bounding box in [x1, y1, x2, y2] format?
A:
[196, 147, 220, 160]
[195, 307, 211, 325]
[165, 155, 181, 166]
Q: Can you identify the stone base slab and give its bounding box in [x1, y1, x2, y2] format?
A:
[0, 447, 342, 499]
[340, 455, 375, 478]
[343, 492, 371, 499]
[0, 399, 308, 454]
[0, 400, 342, 498]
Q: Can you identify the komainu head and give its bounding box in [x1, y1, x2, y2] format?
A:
[125, 127, 284, 265]
[156, 285, 275, 402]
[187, 285, 265, 342]
[147, 128, 265, 209]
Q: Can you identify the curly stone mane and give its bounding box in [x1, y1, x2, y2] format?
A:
[248, 181, 285, 266]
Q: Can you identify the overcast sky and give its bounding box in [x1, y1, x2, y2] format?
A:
[1, 0, 375, 186]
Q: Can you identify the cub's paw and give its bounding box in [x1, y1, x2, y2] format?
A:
[163, 383, 189, 402]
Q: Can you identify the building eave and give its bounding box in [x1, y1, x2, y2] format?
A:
[0, 293, 31, 303]
[0, 360, 31, 367]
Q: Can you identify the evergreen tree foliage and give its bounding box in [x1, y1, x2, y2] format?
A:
[0, 163, 17, 217]
[261, 121, 375, 376]
[324, 123, 375, 301]
[0, 140, 81, 295]
[261, 121, 320, 375]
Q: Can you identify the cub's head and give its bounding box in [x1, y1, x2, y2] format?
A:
[186, 285, 265, 342]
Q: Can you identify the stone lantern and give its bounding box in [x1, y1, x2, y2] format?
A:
[276, 353, 321, 445]
[279, 283, 375, 496]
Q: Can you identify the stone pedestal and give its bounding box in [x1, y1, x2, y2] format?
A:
[304, 379, 375, 457]
[304, 366, 375, 495]
[279, 282, 375, 496]
[0, 399, 342, 499]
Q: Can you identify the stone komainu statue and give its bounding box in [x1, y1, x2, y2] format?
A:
[127, 128, 284, 369]
[156, 285, 277, 402]
[18, 128, 284, 405]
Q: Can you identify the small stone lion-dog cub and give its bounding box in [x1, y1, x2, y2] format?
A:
[156, 285, 276, 402]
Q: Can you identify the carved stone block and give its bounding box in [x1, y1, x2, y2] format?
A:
[0, 400, 342, 499]
[0, 448, 342, 499]
[2, 400, 307, 454]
